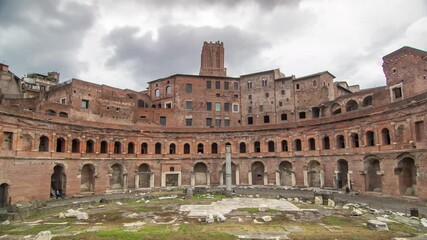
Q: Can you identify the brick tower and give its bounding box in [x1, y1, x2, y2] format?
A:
[199, 41, 227, 77]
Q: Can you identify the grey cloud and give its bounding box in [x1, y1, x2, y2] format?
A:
[0, 0, 97, 80]
[103, 24, 271, 88]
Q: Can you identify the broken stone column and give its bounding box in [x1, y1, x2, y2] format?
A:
[225, 145, 232, 192]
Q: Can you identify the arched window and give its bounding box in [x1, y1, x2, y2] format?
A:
[56, 137, 65, 152]
[381, 128, 391, 145]
[100, 140, 108, 153]
[86, 140, 94, 153]
[308, 138, 316, 150]
[350, 133, 359, 148]
[362, 96, 373, 107]
[46, 109, 56, 116]
[128, 142, 135, 154]
[346, 100, 358, 112]
[72, 139, 80, 153]
[114, 141, 122, 154]
[155, 142, 162, 154]
[366, 131, 375, 146]
[336, 135, 345, 148]
[211, 143, 218, 154]
[169, 143, 176, 154]
[59, 112, 68, 118]
[268, 141, 275, 152]
[254, 141, 261, 153]
[196, 143, 203, 154]
[281, 140, 288, 151]
[141, 142, 148, 154]
[264, 115, 270, 123]
[154, 89, 160, 97]
[165, 86, 171, 95]
[322, 136, 330, 150]
[294, 139, 302, 151]
[239, 142, 246, 153]
[183, 143, 190, 154]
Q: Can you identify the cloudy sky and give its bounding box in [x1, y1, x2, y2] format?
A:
[0, 0, 426, 91]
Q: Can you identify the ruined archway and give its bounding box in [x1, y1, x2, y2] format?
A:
[251, 161, 265, 185]
[337, 159, 349, 189]
[279, 161, 293, 186]
[365, 158, 382, 192]
[397, 158, 417, 196]
[110, 163, 124, 190]
[194, 162, 208, 185]
[0, 183, 9, 207]
[222, 162, 237, 185]
[51, 165, 66, 198]
[307, 160, 321, 187]
[138, 163, 151, 188]
[81, 164, 95, 193]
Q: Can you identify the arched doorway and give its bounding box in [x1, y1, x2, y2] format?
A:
[337, 160, 348, 189]
[81, 164, 95, 193]
[365, 159, 382, 192]
[138, 163, 151, 188]
[279, 161, 293, 186]
[397, 158, 417, 196]
[307, 161, 321, 187]
[251, 161, 265, 185]
[194, 162, 208, 185]
[110, 163, 124, 189]
[222, 162, 237, 185]
[0, 183, 9, 207]
[51, 165, 66, 198]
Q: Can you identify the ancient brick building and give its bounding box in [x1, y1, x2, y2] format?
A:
[0, 42, 426, 205]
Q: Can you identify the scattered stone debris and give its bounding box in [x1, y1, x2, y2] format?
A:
[216, 213, 226, 222]
[159, 195, 178, 200]
[421, 218, 427, 227]
[206, 214, 214, 224]
[284, 226, 303, 232]
[262, 216, 272, 222]
[314, 196, 322, 205]
[123, 221, 145, 228]
[126, 213, 139, 218]
[34, 230, 52, 240]
[1, 220, 10, 226]
[327, 199, 335, 207]
[259, 204, 268, 212]
[116, 202, 123, 206]
[62, 209, 89, 220]
[351, 209, 363, 216]
[367, 220, 389, 231]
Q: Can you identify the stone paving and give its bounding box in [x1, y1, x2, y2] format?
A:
[180, 197, 302, 218]
[232, 232, 290, 240]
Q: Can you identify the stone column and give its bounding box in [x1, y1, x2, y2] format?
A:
[135, 173, 140, 189]
[275, 171, 280, 186]
[320, 171, 325, 188]
[225, 145, 232, 192]
[150, 173, 155, 188]
[303, 170, 308, 187]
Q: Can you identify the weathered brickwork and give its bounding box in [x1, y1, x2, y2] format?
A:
[0, 44, 426, 206]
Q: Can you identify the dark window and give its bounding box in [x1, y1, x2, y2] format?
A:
[239, 142, 246, 153]
[183, 143, 190, 154]
[264, 115, 270, 123]
[155, 142, 162, 154]
[299, 112, 306, 119]
[247, 82, 252, 89]
[127, 142, 135, 154]
[281, 90, 285, 95]
[197, 143, 204, 154]
[101, 141, 108, 153]
[224, 82, 229, 89]
[248, 95, 252, 100]
[138, 100, 145, 108]
[86, 140, 94, 153]
[211, 143, 218, 154]
[206, 102, 212, 111]
[248, 117, 253, 125]
[114, 141, 121, 154]
[265, 93, 269, 98]
[2, 132, 13, 150]
[308, 138, 316, 150]
[215, 118, 221, 127]
[160, 116, 166, 126]
[281, 140, 288, 151]
[81, 99, 89, 109]
[294, 139, 302, 151]
[206, 118, 212, 126]
[393, 87, 402, 99]
[186, 101, 193, 110]
[323, 137, 330, 150]
[262, 79, 267, 87]
[206, 81, 211, 89]
[336, 135, 345, 148]
[215, 81, 221, 89]
[169, 143, 176, 154]
[259, 105, 263, 112]
[185, 83, 192, 93]
[268, 141, 275, 152]
[224, 119, 230, 127]
[186, 118, 192, 126]
[248, 106, 252, 113]
[234, 82, 238, 90]
[254, 141, 261, 153]
[224, 103, 230, 112]
[296, 84, 300, 90]
[281, 113, 287, 121]
[141, 143, 148, 154]
[366, 131, 375, 146]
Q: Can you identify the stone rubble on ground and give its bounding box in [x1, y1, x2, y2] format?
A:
[116, 202, 123, 206]
[61, 209, 89, 220]
[262, 216, 272, 222]
[421, 218, 427, 227]
[367, 220, 389, 231]
[216, 213, 226, 222]
[327, 199, 335, 207]
[123, 221, 145, 228]
[259, 204, 268, 212]
[314, 196, 322, 205]
[351, 209, 363, 216]
[34, 231, 52, 240]
[1, 220, 10, 226]
[206, 214, 214, 224]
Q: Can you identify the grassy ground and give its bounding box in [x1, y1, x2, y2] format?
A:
[0, 194, 425, 239]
